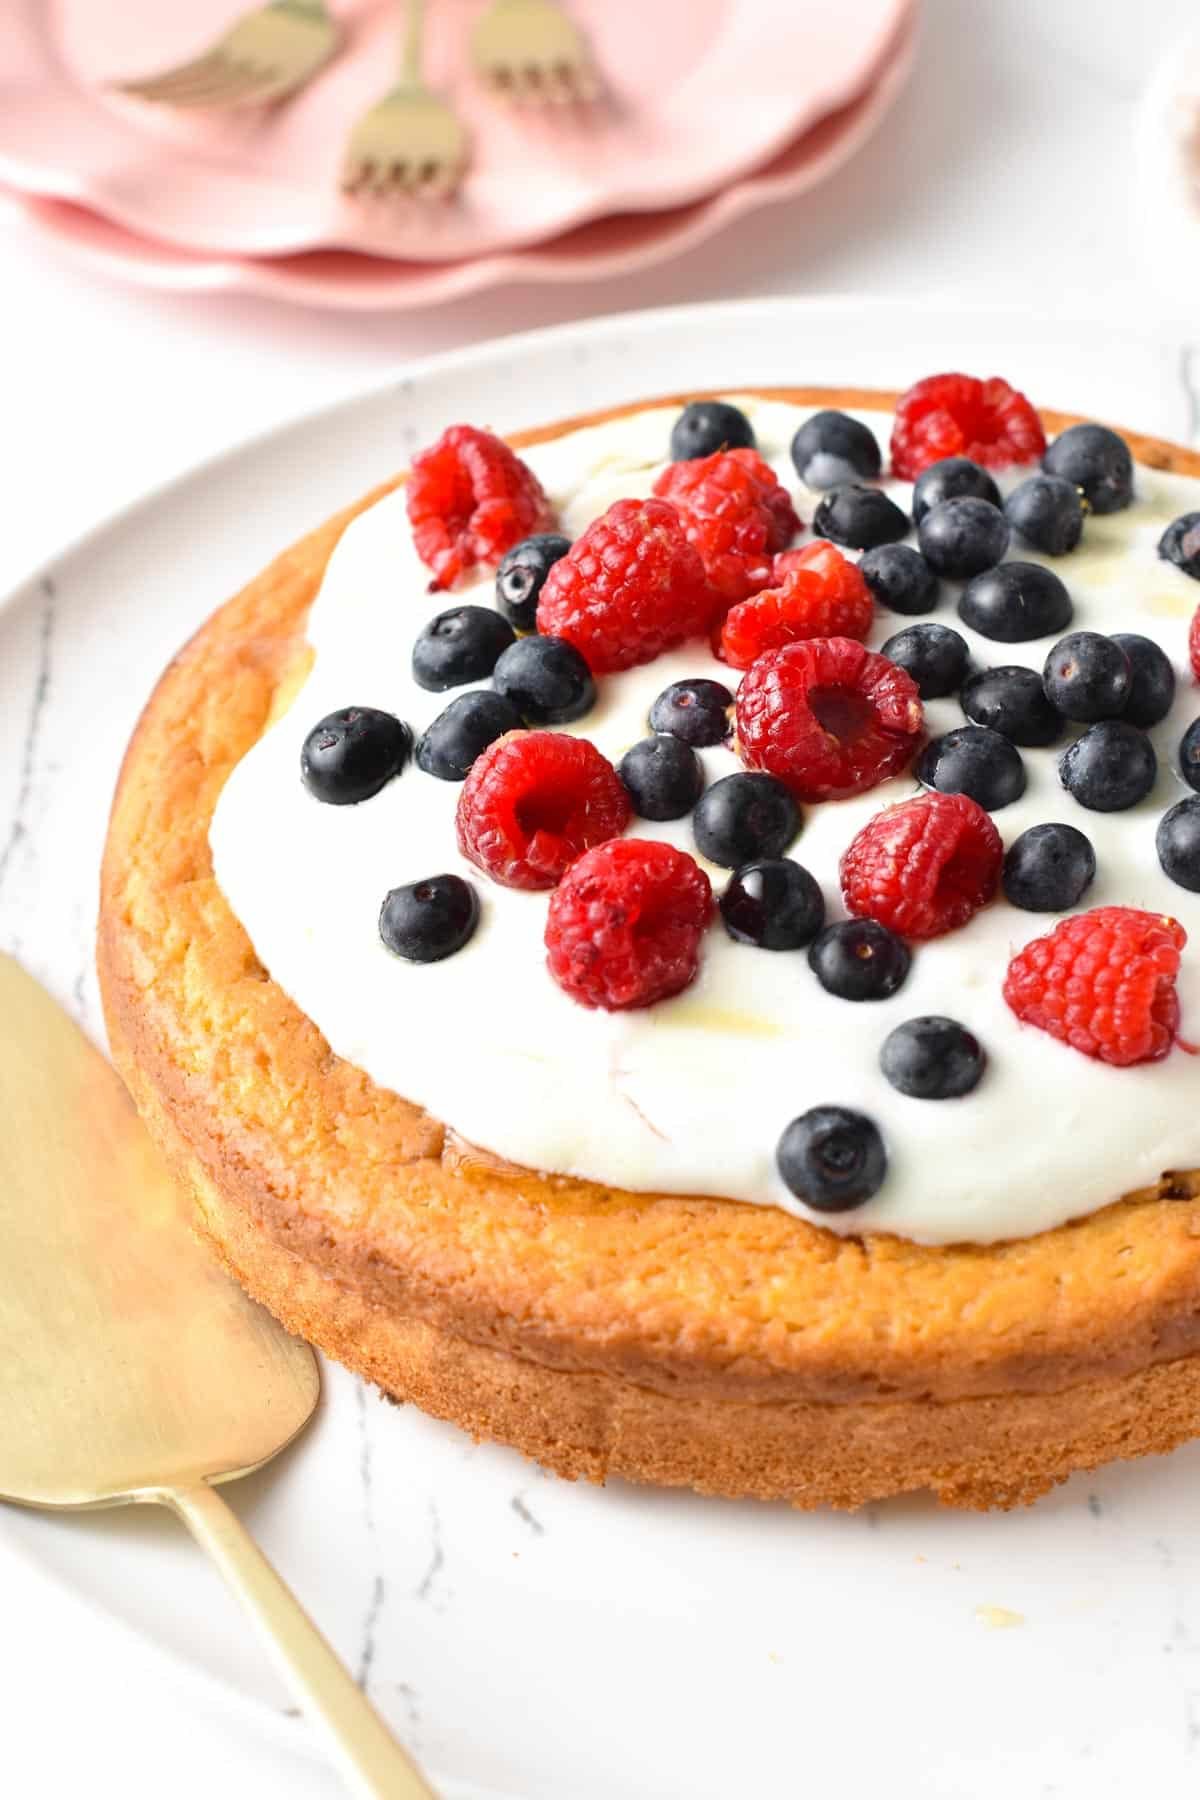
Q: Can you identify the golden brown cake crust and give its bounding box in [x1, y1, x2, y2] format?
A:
[98, 387, 1200, 1509]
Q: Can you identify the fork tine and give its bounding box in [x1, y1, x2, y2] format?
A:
[168, 63, 275, 108]
[114, 52, 227, 100]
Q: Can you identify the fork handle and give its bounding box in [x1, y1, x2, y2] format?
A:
[163, 1480, 437, 1799]
[399, 0, 425, 85]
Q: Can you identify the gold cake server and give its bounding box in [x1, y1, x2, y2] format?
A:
[0, 953, 435, 1799]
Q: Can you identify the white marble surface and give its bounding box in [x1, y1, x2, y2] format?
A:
[3, 2, 1200, 1795]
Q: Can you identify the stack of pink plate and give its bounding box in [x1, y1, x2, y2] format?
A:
[0, 0, 917, 309]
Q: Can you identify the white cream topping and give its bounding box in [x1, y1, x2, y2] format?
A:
[209, 401, 1200, 1245]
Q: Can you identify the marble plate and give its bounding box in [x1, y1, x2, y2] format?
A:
[3, 298, 1200, 1800]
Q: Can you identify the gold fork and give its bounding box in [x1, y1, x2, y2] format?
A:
[113, 0, 341, 110]
[341, 0, 469, 200]
[470, 0, 601, 104]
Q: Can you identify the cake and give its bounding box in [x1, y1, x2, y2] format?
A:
[98, 377, 1200, 1510]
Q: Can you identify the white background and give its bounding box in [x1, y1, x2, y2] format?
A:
[3, 0, 1200, 1794]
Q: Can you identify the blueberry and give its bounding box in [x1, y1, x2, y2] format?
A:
[812, 483, 909, 551]
[776, 1106, 886, 1212]
[1060, 720, 1157, 811]
[880, 622, 970, 699]
[917, 725, 1026, 811]
[1181, 718, 1200, 793]
[807, 919, 910, 1002]
[1042, 422, 1134, 514]
[879, 1016, 986, 1100]
[379, 874, 479, 963]
[859, 544, 939, 615]
[1042, 631, 1132, 722]
[720, 859, 824, 950]
[618, 735, 704, 821]
[957, 562, 1073, 642]
[1111, 633, 1176, 728]
[911, 456, 1001, 526]
[1157, 796, 1200, 892]
[415, 690, 523, 781]
[301, 706, 410, 805]
[495, 533, 571, 631]
[1002, 822, 1096, 911]
[492, 634, 595, 724]
[918, 497, 1010, 579]
[960, 666, 1063, 745]
[790, 410, 882, 488]
[670, 400, 755, 461]
[412, 605, 515, 692]
[1158, 512, 1200, 581]
[649, 677, 732, 747]
[692, 772, 800, 868]
[1004, 474, 1085, 555]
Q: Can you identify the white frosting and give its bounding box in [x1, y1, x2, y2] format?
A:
[209, 401, 1200, 1246]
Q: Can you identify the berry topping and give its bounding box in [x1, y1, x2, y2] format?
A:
[1042, 631, 1132, 722]
[1059, 720, 1157, 812]
[960, 665, 1063, 745]
[1003, 906, 1186, 1066]
[859, 543, 939, 615]
[1160, 511, 1200, 581]
[880, 1016, 986, 1100]
[545, 838, 712, 1010]
[379, 873, 480, 963]
[1181, 718, 1200, 792]
[958, 561, 1073, 642]
[808, 918, 911, 1001]
[911, 456, 1001, 525]
[456, 730, 629, 890]
[412, 604, 516, 692]
[495, 532, 572, 632]
[891, 373, 1046, 480]
[415, 690, 523, 781]
[720, 858, 825, 951]
[718, 540, 873, 669]
[1042, 423, 1134, 515]
[407, 425, 554, 588]
[492, 634, 595, 724]
[692, 771, 800, 868]
[1157, 797, 1200, 893]
[649, 677, 733, 747]
[1112, 634, 1176, 728]
[735, 636, 924, 802]
[917, 496, 1011, 579]
[1002, 822, 1096, 913]
[536, 497, 712, 672]
[841, 791, 1003, 940]
[790, 410, 882, 489]
[880, 622, 970, 700]
[1004, 474, 1085, 556]
[669, 399, 755, 462]
[776, 1106, 886, 1212]
[917, 725, 1026, 811]
[618, 735, 705, 821]
[654, 448, 800, 603]
[811, 483, 909, 552]
[300, 706, 411, 806]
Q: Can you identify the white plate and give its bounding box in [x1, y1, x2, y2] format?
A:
[3, 298, 1200, 1800]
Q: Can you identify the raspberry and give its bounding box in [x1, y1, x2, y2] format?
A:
[407, 425, 554, 589]
[1003, 906, 1187, 1066]
[840, 792, 1003, 940]
[890, 373, 1046, 480]
[1190, 603, 1200, 680]
[545, 838, 712, 1010]
[536, 497, 712, 674]
[718, 541, 873, 669]
[735, 637, 923, 801]
[653, 448, 800, 603]
[455, 731, 629, 890]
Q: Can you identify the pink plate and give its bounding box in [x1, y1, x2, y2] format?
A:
[3, 9, 915, 312]
[0, 0, 910, 261]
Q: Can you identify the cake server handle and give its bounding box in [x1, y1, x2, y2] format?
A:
[163, 1479, 438, 1799]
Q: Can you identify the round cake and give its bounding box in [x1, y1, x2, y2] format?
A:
[98, 379, 1200, 1510]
